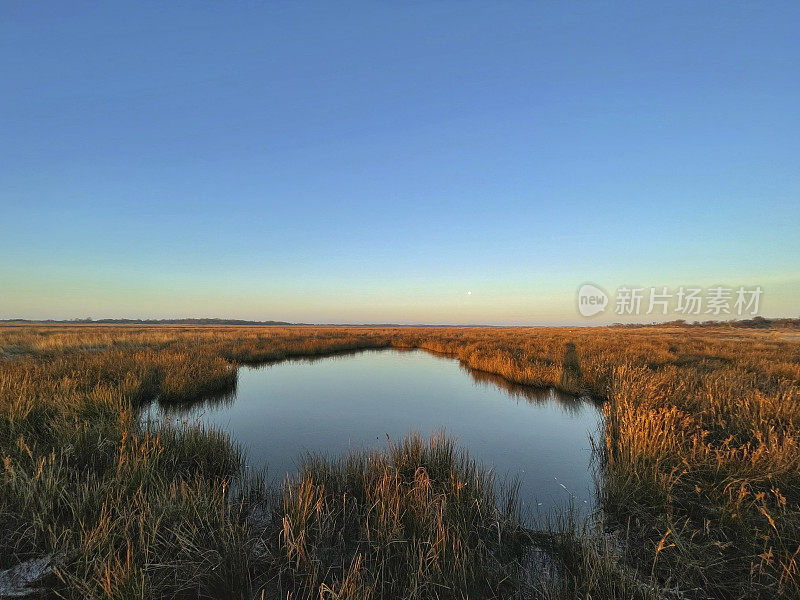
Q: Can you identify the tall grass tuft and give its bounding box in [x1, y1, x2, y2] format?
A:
[267, 431, 531, 599]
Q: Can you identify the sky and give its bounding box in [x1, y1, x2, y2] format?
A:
[1, 2, 798, 325]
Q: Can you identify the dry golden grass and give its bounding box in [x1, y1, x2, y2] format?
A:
[1, 323, 799, 598]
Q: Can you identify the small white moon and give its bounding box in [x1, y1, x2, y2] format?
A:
[466, 290, 472, 295]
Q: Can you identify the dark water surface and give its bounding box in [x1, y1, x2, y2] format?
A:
[145, 349, 602, 513]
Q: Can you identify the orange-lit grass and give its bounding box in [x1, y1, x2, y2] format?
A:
[1, 323, 799, 598]
[269, 432, 529, 598]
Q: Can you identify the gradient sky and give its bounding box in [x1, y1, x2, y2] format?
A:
[2, 2, 798, 324]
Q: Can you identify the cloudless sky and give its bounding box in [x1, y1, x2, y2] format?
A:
[2, 2, 798, 324]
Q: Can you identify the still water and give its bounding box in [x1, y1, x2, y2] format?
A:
[145, 349, 602, 513]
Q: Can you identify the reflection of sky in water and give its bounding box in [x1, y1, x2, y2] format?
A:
[141, 349, 602, 516]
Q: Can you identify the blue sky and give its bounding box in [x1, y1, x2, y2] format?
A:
[2, 2, 798, 324]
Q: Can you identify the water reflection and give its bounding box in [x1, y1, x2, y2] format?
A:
[157, 387, 237, 417]
[463, 366, 589, 416]
[146, 349, 601, 513]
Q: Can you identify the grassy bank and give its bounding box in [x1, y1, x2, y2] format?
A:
[1, 324, 799, 598]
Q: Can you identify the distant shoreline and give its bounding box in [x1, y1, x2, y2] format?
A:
[0, 317, 798, 329]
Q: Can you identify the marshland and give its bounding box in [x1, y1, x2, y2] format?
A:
[2, 323, 799, 599]
[5, 1, 799, 598]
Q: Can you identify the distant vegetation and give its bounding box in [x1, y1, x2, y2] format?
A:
[0, 317, 293, 326]
[613, 316, 800, 329]
[1, 324, 799, 598]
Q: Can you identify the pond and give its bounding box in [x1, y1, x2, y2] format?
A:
[144, 349, 602, 514]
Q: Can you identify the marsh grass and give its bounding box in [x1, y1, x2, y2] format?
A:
[1, 324, 799, 598]
[262, 431, 531, 599]
[0, 401, 255, 598]
[529, 506, 666, 600]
